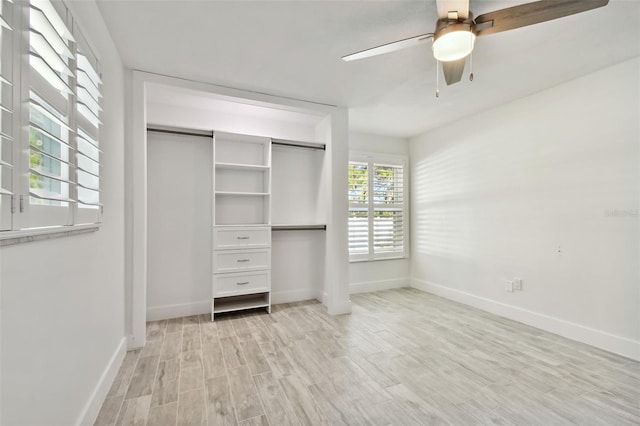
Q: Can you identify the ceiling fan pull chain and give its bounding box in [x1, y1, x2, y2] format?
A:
[436, 60, 440, 98]
[469, 52, 474, 82]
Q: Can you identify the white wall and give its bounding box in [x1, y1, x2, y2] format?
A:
[349, 132, 411, 293]
[271, 145, 326, 302]
[146, 132, 212, 320]
[271, 145, 324, 225]
[271, 230, 326, 303]
[0, 1, 126, 424]
[148, 100, 318, 144]
[410, 58, 640, 360]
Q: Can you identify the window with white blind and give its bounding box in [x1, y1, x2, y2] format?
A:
[348, 154, 408, 261]
[0, 0, 103, 235]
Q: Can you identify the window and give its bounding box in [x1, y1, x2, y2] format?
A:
[348, 153, 408, 261]
[0, 0, 103, 234]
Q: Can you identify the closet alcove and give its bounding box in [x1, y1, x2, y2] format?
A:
[140, 79, 347, 324]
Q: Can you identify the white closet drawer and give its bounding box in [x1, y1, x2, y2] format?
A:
[213, 271, 270, 297]
[213, 226, 271, 250]
[213, 249, 270, 273]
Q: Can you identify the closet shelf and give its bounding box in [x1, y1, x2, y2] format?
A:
[215, 191, 270, 196]
[215, 162, 270, 171]
[272, 224, 326, 231]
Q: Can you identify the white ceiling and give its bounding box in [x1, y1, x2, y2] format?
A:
[96, 0, 640, 139]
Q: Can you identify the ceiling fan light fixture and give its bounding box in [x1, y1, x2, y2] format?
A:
[432, 22, 476, 62]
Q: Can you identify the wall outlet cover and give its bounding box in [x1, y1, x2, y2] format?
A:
[505, 280, 514, 292]
[514, 278, 523, 291]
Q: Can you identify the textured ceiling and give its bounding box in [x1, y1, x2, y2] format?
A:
[97, 0, 640, 138]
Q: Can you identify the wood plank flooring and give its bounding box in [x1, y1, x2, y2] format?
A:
[94, 288, 640, 425]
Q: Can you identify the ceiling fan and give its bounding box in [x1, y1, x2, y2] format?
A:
[342, 0, 609, 88]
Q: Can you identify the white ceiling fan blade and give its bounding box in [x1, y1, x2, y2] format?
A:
[436, 0, 470, 20]
[342, 33, 433, 62]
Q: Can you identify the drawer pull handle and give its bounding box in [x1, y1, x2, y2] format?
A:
[237, 236, 250, 240]
[237, 281, 250, 286]
[237, 259, 250, 263]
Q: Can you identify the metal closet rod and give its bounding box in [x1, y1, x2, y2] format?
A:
[272, 225, 327, 231]
[147, 125, 213, 138]
[271, 139, 326, 151]
[146, 126, 325, 150]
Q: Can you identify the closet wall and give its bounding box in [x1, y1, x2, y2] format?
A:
[146, 131, 213, 319]
[271, 144, 326, 302]
[144, 84, 335, 319]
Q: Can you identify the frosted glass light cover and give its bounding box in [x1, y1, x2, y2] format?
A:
[432, 30, 476, 62]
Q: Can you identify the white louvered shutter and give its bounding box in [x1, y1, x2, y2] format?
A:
[348, 155, 408, 261]
[27, 0, 75, 226]
[0, 0, 13, 230]
[372, 163, 405, 256]
[75, 31, 102, 224]
[348, 161, 369, 259]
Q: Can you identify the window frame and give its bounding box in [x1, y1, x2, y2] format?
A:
[348, 151, 409, 262]
[0, 0, 102, 242]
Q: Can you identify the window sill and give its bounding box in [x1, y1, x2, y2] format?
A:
[0, 224, 100, 247]
[349, 255, 408, 263]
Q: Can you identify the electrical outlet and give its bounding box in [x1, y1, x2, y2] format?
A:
[514, 278, 523, 291]
[505, 280, 514, 292]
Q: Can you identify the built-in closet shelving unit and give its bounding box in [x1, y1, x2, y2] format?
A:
[212, 132, 272, 319]
[211, 131, 329, 319]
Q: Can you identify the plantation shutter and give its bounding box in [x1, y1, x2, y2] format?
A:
[348, 161, 369, 260]
[348, 155, 408, 261]
[0, 0, 104, 233]
[372, 163, 405, 255]
[27, 0, 75, 227]
[0, 0, 13, 230]
[75, 29, 102, 224]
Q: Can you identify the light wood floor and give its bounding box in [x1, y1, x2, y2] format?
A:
[95, 288, 639, 426]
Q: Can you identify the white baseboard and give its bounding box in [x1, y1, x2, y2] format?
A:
[147, 300, 210, 321]
[271, 288, 319, 304]
[350, 277, 409, 294]
[76, 337, 127, 426]
[148, 290, 325, 320]
[411, 278, 640, 361]
[270, 288, 350, 315]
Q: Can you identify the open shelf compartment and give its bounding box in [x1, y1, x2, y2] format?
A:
[214, 131, 271, 167]
[212, 292, 271, 315]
